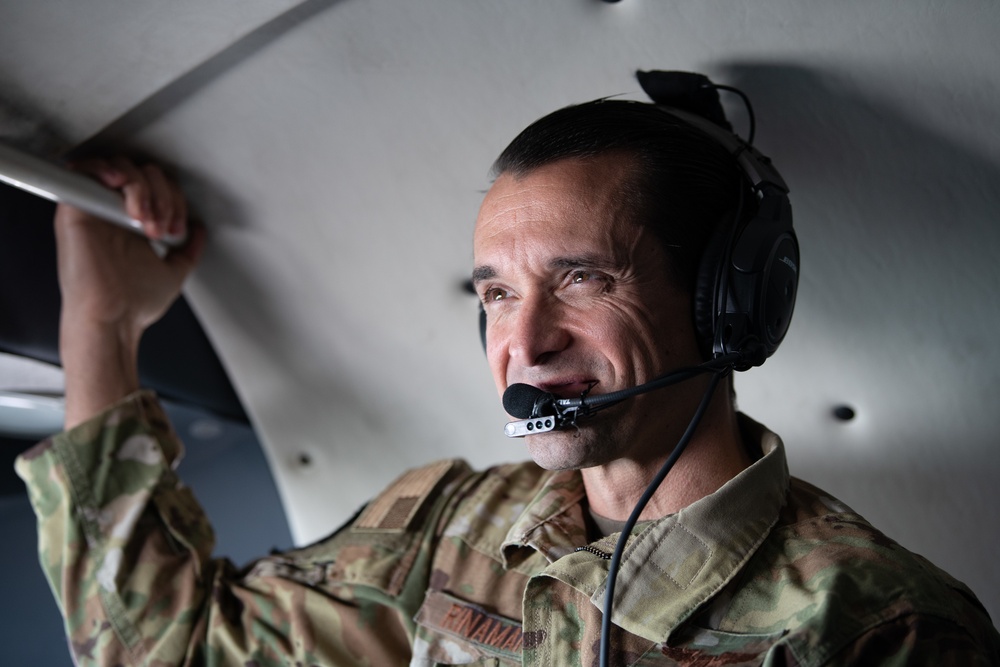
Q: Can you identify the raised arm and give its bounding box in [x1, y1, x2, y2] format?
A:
[21, 159, 428, 666]
[54, 157, 204, 427]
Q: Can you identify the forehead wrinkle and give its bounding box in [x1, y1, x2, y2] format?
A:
[477, 193, 560, 242]
[473, 156, 651, 277]
[476, 169, 597, 235]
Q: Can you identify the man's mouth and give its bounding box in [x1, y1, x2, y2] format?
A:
[535, 379, 599, 399]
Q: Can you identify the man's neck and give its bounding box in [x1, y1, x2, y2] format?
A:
[580, 408, 750, 521]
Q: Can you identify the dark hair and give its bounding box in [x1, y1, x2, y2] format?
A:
[491, 99, 743, 292]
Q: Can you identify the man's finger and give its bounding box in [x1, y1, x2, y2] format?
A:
[171, 182, 188, 239]
[105, 157, 153, 231]
[143, 164, 175, 238]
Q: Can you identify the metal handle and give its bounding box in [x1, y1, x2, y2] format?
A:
[0, 142, 187, 248]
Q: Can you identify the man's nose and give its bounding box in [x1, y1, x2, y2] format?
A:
[505, 296, 571, 367]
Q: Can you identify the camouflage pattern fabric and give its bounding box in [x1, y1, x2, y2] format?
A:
[16, 391, 1000, 666]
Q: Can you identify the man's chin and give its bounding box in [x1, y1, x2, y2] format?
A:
[523, 428, 604, 471]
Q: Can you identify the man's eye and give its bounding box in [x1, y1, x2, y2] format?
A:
[483, 287, 508, 302]
[567, 270, 612, 292]
[571, 270, 607, 285]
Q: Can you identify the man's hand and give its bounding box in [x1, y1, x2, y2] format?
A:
[55, 157, 205, 428]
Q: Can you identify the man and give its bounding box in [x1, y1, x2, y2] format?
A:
[18, 80, 1000, 665]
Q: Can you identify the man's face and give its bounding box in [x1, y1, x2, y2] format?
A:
[473, 155, 705, 470]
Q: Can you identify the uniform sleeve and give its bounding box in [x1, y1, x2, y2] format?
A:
[821, 611, 1000, 667]
[14, 391, 437, 666]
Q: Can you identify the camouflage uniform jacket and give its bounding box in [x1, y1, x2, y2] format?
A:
[17, 391, 1000, 666]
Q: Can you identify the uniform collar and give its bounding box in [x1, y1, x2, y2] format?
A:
[502, 415, 790, 642]
[500, 468, 588, 567]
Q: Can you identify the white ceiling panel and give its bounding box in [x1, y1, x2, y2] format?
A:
[0, 0, 303, 150]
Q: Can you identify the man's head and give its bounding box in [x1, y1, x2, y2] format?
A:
[473, 99, 744, 470]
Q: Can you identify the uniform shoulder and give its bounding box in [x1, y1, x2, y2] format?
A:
[253, 459, 549, 599]
[247, 458, 478, 598]
[435, 459, 558, 560]
[718, 477, 999, 664]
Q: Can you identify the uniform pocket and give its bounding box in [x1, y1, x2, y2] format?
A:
[641, 626, 790, 666]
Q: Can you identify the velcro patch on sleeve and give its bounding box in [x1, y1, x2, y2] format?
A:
[354, 460, 455, 532]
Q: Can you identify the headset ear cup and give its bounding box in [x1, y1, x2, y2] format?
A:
[756, 231, 799, 356]
[725, 192, 797, 365]
[693, 212, 734, 359]
[479, 305, 487, 353]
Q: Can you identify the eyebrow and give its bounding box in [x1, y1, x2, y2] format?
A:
[471, 265, 496, 284]
[549, 255, 615, 271]
[471, 255, 616, 285]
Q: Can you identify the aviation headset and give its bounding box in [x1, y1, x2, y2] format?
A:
[479, 71, 798, 372]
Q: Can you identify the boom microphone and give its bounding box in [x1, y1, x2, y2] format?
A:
[501, 353, 742, 438]
[502, 383, 550, 419]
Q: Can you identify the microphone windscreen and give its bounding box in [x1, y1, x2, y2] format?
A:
[503, 383, 546, 419]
